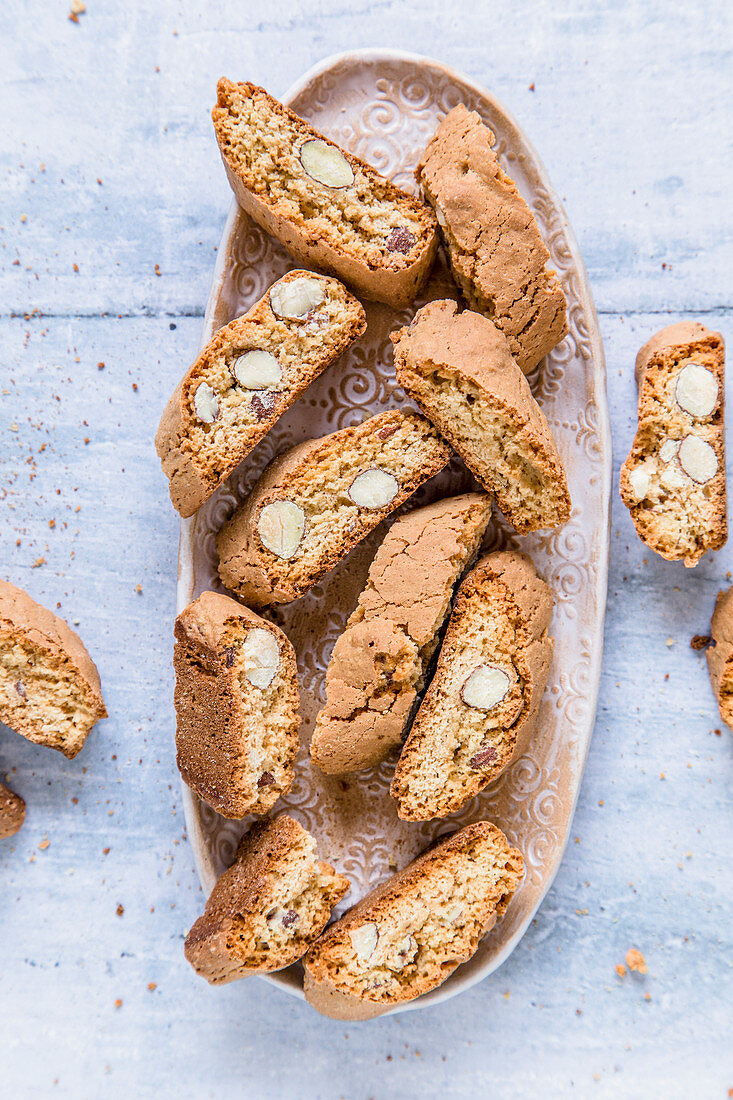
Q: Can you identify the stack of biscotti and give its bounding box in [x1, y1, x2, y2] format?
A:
[620, 322, 726, 566]
[416, 104, 567, 373]
[310, 493, 493, 774]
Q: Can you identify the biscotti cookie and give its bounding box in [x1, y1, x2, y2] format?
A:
[416, 104, 567, 373]
[212, 80, 439, 308]
[0, 581, 106, 759]
[706, 587, 733, 729]
[216, 410, 450, 608]
[391, 300, 571, 533]
[310, 493, 493, 774]
[619, 322, 726, 566]
[156, 272, 366, 517]
[303, 820, 523, 1018]
[391, 551, 553, 821]
[0, 780, 25, 839]
[185, 815, 349, 984]
[174, 591, 299, 818]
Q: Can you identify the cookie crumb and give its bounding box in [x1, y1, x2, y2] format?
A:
[690, 634, 711, 650]
[615, 964, 626, 978]
[625, 948, 647, 974]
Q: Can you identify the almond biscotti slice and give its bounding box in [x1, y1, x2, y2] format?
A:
[212, 80, 439, 308]
[706, 587, 733, 729]
[216, 410, 450, 609]
[0, 581, 107, 759]
[156, 271, 366, 517]
[310, 493, 493, 775]
[303, 820, 524, 1019]
[391, 300, 571, 533]
[391, 551, 553, 821]
[174, 591, 300, 818]
[416, 104, 567, 373]
[185, 815, 349, 984]
[0, 781, 25, 839]
[619, 322, 726, 566]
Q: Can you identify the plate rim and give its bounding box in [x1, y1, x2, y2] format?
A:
[177, 47, 613, 1015]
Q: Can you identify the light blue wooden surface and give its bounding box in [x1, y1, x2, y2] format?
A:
[1, 2, 731, 1097]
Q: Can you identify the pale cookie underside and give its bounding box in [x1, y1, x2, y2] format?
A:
[178, 51, 610, 1013]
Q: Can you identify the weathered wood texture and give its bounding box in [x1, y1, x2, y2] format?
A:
[0, 1, 731, 1097]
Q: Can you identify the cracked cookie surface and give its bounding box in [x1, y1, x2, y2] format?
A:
[303, 820, 523, 1018]
[619, 322, 726, 566]
[174, 590, 300, 818]
[156, 271, 366, 517]
[185, 815, 349, 983]
[416, 104, 567, 372]
[213, 80, 439, 307]
[310, 493, 493, 774]
[391, 300, 570, 533]
[391, 551, 553, 821]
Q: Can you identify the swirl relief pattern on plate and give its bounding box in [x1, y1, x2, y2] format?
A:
[180, 53, 610, 1008]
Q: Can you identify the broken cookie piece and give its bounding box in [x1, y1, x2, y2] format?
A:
[416, 104, 567, 373]
[391, 551, 553, 821]
[619, 322, 726, 566]
[706, 586, 733, 730]
[216, 409, 450, 609]
[0, 780, 25, 839]
[303, 820, 524, 1019]
[0, 581, 107, 759]
[174, 591, 299, 818]
[212, 80, 439, 307]
[185, 815, 349, 983]
[310, 493, 493, 774]
[391, 300, 570, 533]
[156, 270, 366, 517]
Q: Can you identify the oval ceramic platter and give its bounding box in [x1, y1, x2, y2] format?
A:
[177, 49, 611, 1014]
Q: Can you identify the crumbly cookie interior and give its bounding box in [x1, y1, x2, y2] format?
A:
[621, 345, 723, 562]
[255, 415, 447, 590]
[306, 833, 521, 1003]
[0, 634, 99, 755]
[402, 364, 567, 530]
[215, 85, 428, 267]
[392, 574, 531, 819]
[184, 284, 362, 485]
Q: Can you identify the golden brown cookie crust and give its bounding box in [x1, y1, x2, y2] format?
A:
[707, 586, 733, 729]
[185, 815, 349, 983]
[619, 322, 726, 566]
[174, 590, 300, 818]
[416, 104, 567, 373]
[216, 409, 450, 608]
[212, 80, 439, 308]
[391, 300, 570, 533]
[310, 493, 493, 774]
[391, 550, 554, 821]
[303, 820, 524, 1018]
[0, 780, 25, 839]
[0, 580, 106, 759]
[155, 271, 366, 517]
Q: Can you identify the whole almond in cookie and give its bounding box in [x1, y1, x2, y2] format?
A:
[156, 270, 365, 518]
[619, 322, 726, 566]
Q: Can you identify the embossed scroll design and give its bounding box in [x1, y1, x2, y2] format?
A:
[181, 53, 610, 1009]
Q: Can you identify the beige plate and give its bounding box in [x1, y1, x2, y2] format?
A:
[177, 49, 611, 1014]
